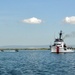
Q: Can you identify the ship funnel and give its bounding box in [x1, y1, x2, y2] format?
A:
[59, 30, 62, 39]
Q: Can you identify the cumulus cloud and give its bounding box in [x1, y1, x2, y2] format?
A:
[64, 16, 75, 24]
[22, 17, 42, 24]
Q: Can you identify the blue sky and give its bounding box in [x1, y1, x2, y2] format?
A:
[0, 0, 75, 46]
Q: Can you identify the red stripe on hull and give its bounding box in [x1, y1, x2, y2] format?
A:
[56, 46, 59, 53]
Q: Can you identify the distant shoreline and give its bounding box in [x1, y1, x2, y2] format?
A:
[0, 48, 50, 51]
[0, 47, 75, 51]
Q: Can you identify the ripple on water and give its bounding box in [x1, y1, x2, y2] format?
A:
[0, 50, 75, 75]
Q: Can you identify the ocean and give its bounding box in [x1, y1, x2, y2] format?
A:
[0, 50, 75, 75]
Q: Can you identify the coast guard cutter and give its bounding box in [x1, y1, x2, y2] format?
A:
[50, 31, 74, 53]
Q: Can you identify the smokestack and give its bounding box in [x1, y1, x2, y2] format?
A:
[59, 30, 62, 39]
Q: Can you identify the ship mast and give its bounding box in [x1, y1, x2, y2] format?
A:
[59, 30, 62, 39]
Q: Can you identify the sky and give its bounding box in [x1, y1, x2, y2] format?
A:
[0, 0, 75, 46]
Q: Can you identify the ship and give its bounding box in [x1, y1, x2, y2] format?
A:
[50, 31, 74, 53]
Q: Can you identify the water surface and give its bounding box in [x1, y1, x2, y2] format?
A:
[0, 50, 75, 75]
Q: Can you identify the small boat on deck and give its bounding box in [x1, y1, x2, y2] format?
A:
[50, 31, 74, 53]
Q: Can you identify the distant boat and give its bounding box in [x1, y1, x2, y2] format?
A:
[0, 50, 18, 52]
[50, 31, 74, 53]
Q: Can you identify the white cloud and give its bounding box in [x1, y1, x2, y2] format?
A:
[64, 16, 75, 24]
[22, 17, 42, 24]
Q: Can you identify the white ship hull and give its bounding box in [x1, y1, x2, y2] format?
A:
[51, 46, 74, 53]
